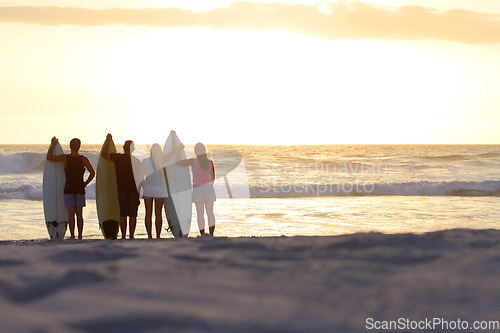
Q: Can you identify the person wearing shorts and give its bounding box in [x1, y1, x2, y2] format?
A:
[141, 131, 179, 238]
[176, 141, 216, 236]
[101, 134, 140, 239]
[47, 137, 95, 240]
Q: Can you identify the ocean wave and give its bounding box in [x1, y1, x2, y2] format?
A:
[244, 181, 500, 198]
[0, 153, 46, 173]
[478, 152, 500, 158]
[0, 183, 96, 200]
[0, 183, 43, 200]
[419, 152, 500, 162]
[1, 180, 499, 201]
[420, 154, 471, 161]
[0, 152, 102, 175]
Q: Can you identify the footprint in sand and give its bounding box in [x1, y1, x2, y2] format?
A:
[0, 270, 106, 303]
[49, 244, 136, 264]
[70, 313, 211, 333]
[0, 259, 26, 267]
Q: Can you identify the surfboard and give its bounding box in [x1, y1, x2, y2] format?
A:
[43, 142, 68, 241]
[163, 134, 192, 238]
[96, 139, 120, 240]
[147, 145, 168, 198]
[211, 149, 249, 198]
[131, 154, 144, 194]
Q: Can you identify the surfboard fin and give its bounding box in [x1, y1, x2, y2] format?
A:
[165, 221, 172, 233]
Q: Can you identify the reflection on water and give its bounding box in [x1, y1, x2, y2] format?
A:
[1, 196, 498, 241]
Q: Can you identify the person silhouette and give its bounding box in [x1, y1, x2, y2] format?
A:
[176, 141, 216, 236]
[101, 134, 140, 239]
[141, 134, 178, 239]
[47, 137, 95, 240]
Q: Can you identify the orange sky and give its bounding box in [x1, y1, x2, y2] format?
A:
[0, 0, 499, 144]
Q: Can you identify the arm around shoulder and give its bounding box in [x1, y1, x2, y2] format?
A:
[176, 158, 194, 168]
[174, 143, 193, 167]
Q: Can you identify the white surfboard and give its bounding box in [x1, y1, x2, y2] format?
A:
[43, 142, 68, 241]
[131, 154, 144, 194]
[163, 134, 192, 237]
[96, 139, 120, 239]
[145, 147, 168, 198]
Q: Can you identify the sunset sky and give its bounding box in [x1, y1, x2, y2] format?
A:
[1, 0, 499, 144]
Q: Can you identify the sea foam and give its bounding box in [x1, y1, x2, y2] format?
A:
[0, 153, 45, 174]
[2, 180, 499, 201]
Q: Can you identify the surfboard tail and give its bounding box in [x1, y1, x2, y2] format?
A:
[100, 219, 119, 240]
[46, 221, 67, 241]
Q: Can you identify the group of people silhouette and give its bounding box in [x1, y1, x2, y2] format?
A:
[47, 130, 216, 240]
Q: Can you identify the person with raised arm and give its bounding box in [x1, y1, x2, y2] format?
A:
[101, 134, 140, 239]
[47, 137, 95, 240]
[175, 141, 216, 236]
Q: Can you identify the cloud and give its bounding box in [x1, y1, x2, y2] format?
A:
[0, 1, 499, 43]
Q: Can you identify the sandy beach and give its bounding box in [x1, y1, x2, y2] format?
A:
[0, 229, 499, 332]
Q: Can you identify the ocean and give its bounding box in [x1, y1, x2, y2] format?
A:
[0, 144, 499, 240]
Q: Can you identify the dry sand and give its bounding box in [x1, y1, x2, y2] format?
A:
[0, 229, 499, 332]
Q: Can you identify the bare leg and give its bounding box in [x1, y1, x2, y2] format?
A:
[75, 207, 84, 240]
[195, 202, 205, 236]
[154, 199, 164, 238]
[120, 216, 127, 239]
[129, 217, 137, 239]
[205, 201, 216, 236]
[144, 198, 153, 239]
[67, 207, 76, 238]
